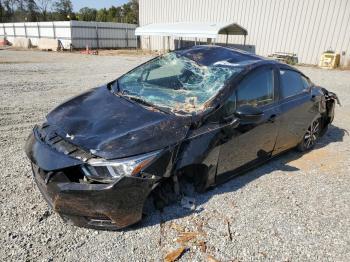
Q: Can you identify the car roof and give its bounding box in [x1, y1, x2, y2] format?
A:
[175, 45, 266, 67]
[175, 45, 306, 78]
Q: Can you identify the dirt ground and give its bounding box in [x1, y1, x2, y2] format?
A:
[0, 49, 349, 262]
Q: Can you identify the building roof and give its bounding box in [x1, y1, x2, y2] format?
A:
[135, 22, 248, 39]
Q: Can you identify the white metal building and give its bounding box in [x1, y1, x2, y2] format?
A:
[135, 22, 251, 51]
[139, 0, 350, 66]
[0, 21, 138, 49]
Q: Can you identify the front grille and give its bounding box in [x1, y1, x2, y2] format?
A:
[36, 124, 93, 162]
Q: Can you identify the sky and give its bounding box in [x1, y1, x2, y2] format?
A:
[71, 0, 129, 12]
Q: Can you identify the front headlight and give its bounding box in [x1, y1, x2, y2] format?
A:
[81, 150, 161, 183]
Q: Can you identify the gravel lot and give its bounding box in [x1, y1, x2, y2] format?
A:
[0, 50, 349, 262]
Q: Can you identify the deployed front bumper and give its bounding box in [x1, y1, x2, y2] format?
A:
[26, 132, 158, 230]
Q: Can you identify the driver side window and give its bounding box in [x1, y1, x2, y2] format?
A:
[236, 67, 274, 108]
[223, 67, 275, 116]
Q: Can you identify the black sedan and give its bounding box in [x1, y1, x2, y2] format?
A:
[25, 46, 339, 230]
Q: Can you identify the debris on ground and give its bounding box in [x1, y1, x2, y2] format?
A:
[207, 254, 220, 262]
[164, 247, 187, 262]
[170, 222, 186, 233]
[197, 241, 207, 252]
[225, 218, 233, 241]
[38, 209, 52, 222]
[180, 196, 196, 210]
[175, 232, 200, 244]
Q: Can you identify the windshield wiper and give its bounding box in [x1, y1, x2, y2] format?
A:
[122, 94, 172, 115]
[115, 79, 120, 92]
[107, 79, 122, 95]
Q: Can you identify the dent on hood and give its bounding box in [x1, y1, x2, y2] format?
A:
[44, 86, 192, 160]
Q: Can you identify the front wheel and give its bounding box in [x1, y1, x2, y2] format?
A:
[297, 118, 321, 152]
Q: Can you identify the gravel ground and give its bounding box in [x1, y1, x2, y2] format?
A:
[0, 50, 349, 262]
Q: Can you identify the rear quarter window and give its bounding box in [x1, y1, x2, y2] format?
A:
[279, 70, 308, 99]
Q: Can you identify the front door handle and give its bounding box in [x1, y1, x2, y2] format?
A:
[268, 114, 277, 123]
[223, 116, 240, 128]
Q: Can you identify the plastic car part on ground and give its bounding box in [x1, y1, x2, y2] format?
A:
[180, 196, 196, 210]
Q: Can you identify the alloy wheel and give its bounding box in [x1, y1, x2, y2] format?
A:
[303, 119, 320, 149]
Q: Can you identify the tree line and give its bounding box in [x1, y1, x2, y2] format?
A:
[0, 0, 139, 24]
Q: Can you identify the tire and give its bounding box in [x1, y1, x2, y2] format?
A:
[297, 118, 321, 152]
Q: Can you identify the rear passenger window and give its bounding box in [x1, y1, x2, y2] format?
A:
[280, 70, 309, 99]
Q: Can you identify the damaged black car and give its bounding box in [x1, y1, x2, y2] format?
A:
[25, 46, 339, 230]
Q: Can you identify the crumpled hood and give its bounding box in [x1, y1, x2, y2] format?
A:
[46, 86, 191, 159]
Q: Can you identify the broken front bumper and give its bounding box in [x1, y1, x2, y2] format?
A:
[26, 132, 158, 230]
[32, 164, 157, 230]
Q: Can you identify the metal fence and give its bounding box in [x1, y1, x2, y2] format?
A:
[0, 21, 138, 49]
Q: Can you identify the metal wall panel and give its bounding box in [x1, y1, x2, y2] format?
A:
[139, 0, 350, 65]
[0, 21, 72, 48]
[0, 21, 137, 49]
[70, 21, 137, 49]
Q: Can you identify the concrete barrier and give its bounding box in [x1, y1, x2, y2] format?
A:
[37, 38, 60, 51]
[12, 37, 31, 49]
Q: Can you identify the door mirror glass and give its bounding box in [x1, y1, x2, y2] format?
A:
[234, 105, 263, 122]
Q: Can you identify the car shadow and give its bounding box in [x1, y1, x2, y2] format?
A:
[129, 124, 348, 231]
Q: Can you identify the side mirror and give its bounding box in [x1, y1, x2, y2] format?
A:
[234, 105, 263, 122]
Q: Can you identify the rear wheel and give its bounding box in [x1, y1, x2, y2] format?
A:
[297, 118, 321, 152]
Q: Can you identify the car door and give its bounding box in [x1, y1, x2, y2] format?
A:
[216, 65, 281, 182]
[273, 67, 318, 155]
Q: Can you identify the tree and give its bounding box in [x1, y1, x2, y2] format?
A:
[53, 0, 72, 20]
[0, 0, 139, 23]
[121, 0, 138, 24]
[35, 0, 53, 21]
[96, 8, 108, 22]
[107, 6, 117, 22]
[128, 0, 138, 24]
[13, 0, 27, 21]
[26, 0, 39, 21]
[2, 0, 16, 20]
[0, 1, 4, 22]
[77, 7, 97, 21]
[114, 6, 123, 22]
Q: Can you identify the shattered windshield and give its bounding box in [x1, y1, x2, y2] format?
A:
[114, 53, 242, 114]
